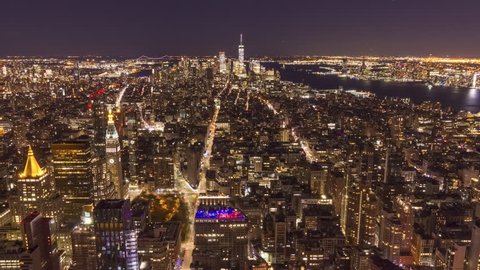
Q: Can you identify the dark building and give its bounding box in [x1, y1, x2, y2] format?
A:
[21, 211, 61, 270]
[153, 151, 175, 190]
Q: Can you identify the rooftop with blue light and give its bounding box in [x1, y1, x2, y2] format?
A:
[195, 207, 246, 220]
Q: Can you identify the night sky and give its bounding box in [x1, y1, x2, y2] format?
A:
[1, 0, 480, 57]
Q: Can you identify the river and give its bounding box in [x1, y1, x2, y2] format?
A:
[272, 64, 480, 113]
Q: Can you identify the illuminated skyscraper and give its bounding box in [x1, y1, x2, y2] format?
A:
[105, 109, 125, 199]
[219, 51, 227, 74]
[9, 146, 60, 226]
[52, 137, 94, 224]
[238, 34, 245, 63]
[94, 200, 139, 270]
[342, 168, 376, 247]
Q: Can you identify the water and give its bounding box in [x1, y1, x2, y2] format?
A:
[272, 64, 480, 113]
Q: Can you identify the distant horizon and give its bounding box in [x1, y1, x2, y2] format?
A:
[2, 53, 480, 60]
[2, 0, 480, 58]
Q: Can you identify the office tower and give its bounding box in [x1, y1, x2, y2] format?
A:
[249, 156, 263, 173]
[383, 149, 403, 183]
[137, 222, 181, 270]
[309, 163, 329, 196]
[153, 152, 175, 190]
[105, 109, 125, 198]
[219, 51, 226, 74]
[394, 196, 414, 254]
[21, 211, 61, 270]
[238, 34, 245, 63]
[343, 170, 376, 246]
[94, 200, 139, 270]
[52, 137, 94, 224]
[193, 206, 248, 269]
[71, 205, 96, 270]
[389, 116, 405, 144]
[411, 225, 434, 267]
[273, 213, 287, 264]
[382, 217, 402, 265]
[92, 102, 107, 154]
[124, 110, 138, 183]
[9, 146, 60, 226]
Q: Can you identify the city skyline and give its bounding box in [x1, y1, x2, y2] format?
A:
[1, 0, 480, 57]
[2, 2, 480, 269]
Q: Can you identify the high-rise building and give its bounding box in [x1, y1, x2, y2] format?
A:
[153, 152, 175, 190]
[238, 34, 245, 63]
[343, 169, 376, 246]
[137, 222, 181, 270]
[71, 205, 96, 270]
[52, 137, 94, 224]
[94, 200, 139, 270]
[309, 163, 329, 196]
[273, 213, 287, 264]
[193, 206, 248, 269]
[411, 226, 434, 267]
[21, 211, 61, 270]
[219, 52, 227, 74]
[382, 217, 402, 265]
[9, 146, 60, 226]
[105, 109, 126, 199]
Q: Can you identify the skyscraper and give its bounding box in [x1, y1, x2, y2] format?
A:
[21, 211, 61, 270]
[71, 205, 97, 270]
[238, 34, 245, 63]
[94, 200, 139, 270]
[105, 109, 125, 199]
[219, 51, 227, 74]
[52, 137, 94, 224]
[9, 146, 60, 226]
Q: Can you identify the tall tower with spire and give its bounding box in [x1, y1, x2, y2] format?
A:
[9, 146, 60, 225]
[105, 108, 125, 199]
[238, 34, 245, 63]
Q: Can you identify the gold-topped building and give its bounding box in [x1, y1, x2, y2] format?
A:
[19, 146, 45, 178]
[9, 146, 61, 226]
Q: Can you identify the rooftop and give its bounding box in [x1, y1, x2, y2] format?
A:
[195, 206, 246, 220]
[19, 146, 44, 178]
